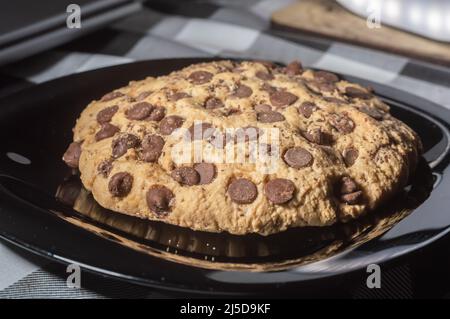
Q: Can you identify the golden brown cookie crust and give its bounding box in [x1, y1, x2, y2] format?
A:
[66, 60, 421, 235]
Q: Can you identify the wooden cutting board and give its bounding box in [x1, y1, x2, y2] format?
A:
[271, 0, 450, 66]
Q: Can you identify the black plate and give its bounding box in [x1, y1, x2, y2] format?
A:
[0, 58, 449, 295]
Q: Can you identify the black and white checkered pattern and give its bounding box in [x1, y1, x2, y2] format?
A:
[0, 0, 449, 298]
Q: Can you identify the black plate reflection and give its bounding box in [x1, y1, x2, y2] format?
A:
[51, 157, 433, 271]
[0, 58, 449, 294]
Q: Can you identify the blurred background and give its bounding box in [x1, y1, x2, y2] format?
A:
[1, 0, 449, 67]
[0, 0, 450, 299]
[1, 0, 449, 104]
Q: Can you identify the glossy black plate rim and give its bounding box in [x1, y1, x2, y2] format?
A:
[0, 58, 449, 295]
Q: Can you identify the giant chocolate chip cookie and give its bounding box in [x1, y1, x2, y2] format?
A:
[63, 60, 422, 235]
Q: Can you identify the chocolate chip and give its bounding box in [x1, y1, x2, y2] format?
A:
[303, 128, 330, 145]
[285, 60, 303, 76]
[261, 83, 277, 93]
[125, 102, 165, 121]
[343, 147, 359, 167]
[359, 105, 385, 120]
[205, 97, 224, 109]
[111, 134, 140, 159]
[298, 102, 316, 118]
[345, 87, 372, 99]
[147, 106, 166, 121]
[254, 104, 272, 113]
[146, 185, 174, 216]
[141, 134, 165, 162]
[256, 71, 274, 80]
[340, 176, 358, 194]
[125, 102, 152, 120]
[304, 76, 337, 94]
[233, 84, 253, 98]
[305, 81, 321, 95]
[159, 115, 184, 135]
[306, 80, 336, 93]
[194, 163, 216, 185]
[270, 91, 298, 107]
[329, 113, 355, 134]
[108, 172, 133, 197]
[97, 105, 118, 124]
[339, 176, 362, 204]
[284, 147, 313, 168]
[171, 167, 200, 186]
[95, 123, 120, 141]
[257, 111, 285, 123]
[188, 122, 214, 140]
[98, 159, 113, 178]
[341, 191, 362, 204]
[63, 142, 82, 168]
[188, 70, 213, 84]
[228, 178, 258, 204]
[136, 91, 152, 101]
[196, 127, 227, 148]
[169, 92, 190, 101]
[314, 71, 339, 83]
[235, 126, 262, 142]
[264, 178, 296, 204]
[101, 91, 124, 102]
[209, 132, 230, 149]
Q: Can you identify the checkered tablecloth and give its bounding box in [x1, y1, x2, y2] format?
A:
[0, 0, 449, 298]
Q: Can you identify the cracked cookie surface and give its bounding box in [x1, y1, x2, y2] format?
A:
[63, 60, 422, 235]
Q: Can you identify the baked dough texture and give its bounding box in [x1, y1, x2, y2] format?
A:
[63, 60, 422, 235]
